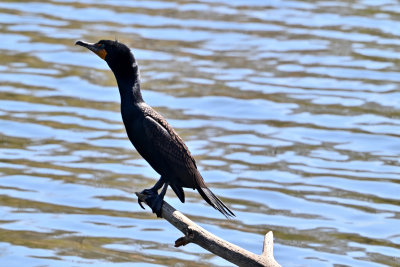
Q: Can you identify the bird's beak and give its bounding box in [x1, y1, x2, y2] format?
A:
[75, 40, 107, 60]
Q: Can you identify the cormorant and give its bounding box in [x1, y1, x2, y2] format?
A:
[75, 40, 234, 218]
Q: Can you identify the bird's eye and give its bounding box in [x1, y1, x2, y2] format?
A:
[96, 43, 105, 49]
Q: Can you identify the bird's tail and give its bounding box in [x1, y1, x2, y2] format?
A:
[195, 182, 235, 218]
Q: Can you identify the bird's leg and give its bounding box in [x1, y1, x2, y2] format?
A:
[144, 177, 164, 193]
[138, 177, 164, 210]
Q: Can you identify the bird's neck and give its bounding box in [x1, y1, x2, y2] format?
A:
[113, 63, 144, 105]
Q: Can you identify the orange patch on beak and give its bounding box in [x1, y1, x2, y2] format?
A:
[96, 48, 107, 60]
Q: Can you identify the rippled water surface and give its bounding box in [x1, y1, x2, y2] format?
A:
[1, 1, 400, 266]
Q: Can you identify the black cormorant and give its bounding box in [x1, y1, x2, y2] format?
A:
[75, 40, 234, 218]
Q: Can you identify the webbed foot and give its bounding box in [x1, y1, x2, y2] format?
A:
[137, 188, 164, 217]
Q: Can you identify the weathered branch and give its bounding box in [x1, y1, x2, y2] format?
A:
[136, 192, 281, 267]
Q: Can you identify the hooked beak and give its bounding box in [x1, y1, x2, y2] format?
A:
[75, 40, 107, 60]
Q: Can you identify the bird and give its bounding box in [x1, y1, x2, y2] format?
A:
[75, 40, 235, 218]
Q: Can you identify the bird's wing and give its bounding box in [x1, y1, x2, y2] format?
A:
[142, 113, 198, 189]
[142, 110, 235, 218]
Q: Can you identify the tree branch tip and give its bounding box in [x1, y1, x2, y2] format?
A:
[262, 231, 275, 256]
[265, 231, 274, 241]
[175, 236, 192, 247]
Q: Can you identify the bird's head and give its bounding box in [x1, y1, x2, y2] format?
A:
[75, 39, 137, 74]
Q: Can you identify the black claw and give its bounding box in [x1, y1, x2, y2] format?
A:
[138, 198, 146, 210]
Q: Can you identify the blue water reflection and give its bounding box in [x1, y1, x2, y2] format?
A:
[1, 0, 400, 266]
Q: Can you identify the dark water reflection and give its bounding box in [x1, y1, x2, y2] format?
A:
[1, 0, 400, 266]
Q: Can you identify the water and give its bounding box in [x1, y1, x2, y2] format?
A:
[1, 0, 400, 266]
